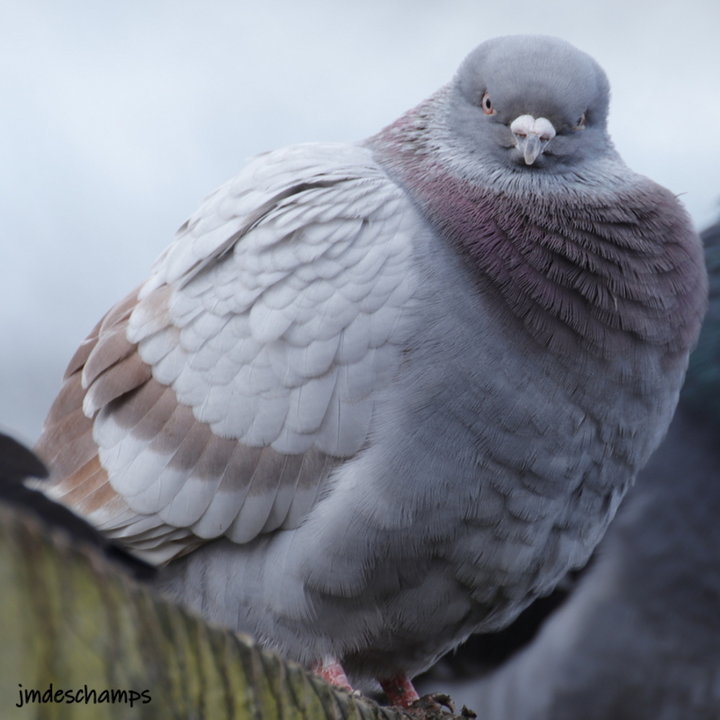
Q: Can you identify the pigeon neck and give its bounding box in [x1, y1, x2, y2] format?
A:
[367, 103, 705, 363]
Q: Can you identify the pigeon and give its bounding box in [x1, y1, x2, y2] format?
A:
[33, 35, 706, 706]
[435, 218, 720, 718]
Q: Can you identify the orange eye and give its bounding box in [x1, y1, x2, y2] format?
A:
[481, 91, 495, 116]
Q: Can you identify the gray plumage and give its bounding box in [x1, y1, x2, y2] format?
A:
[34, 35, 706, 699]
[428, 218, 720, 718]
[423, 416, 720, 720]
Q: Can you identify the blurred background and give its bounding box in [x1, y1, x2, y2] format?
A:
[2, 0, 719, 443]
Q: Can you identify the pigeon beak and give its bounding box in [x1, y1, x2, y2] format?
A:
[510, 115, 556, 165]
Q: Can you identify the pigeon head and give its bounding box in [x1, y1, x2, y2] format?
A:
[450, 35, 612, 171]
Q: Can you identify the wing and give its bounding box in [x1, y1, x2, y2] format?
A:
[35, 142, 420, 564]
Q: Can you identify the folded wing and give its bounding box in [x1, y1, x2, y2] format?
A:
[36, 143, 420, 564]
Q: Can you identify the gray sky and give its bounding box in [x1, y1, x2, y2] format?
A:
[1, 0, 719, 444]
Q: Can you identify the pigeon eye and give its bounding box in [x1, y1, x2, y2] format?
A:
[574, 113, 587, 130]
[481, 91, 495, 116]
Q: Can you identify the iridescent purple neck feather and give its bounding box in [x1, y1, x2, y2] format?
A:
[368, 92, 706, 363]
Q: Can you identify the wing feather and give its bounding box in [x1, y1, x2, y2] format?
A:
[35, 142, 420, 564]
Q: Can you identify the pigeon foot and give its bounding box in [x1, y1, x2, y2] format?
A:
[312, 656, 353, 692]
[379, 673, 421, 707]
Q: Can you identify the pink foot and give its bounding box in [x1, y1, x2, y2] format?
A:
[380, 673, 420, 707]
[311, 657, 353, 692]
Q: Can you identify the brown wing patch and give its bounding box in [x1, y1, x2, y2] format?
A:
[36, 287, 147, 519]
